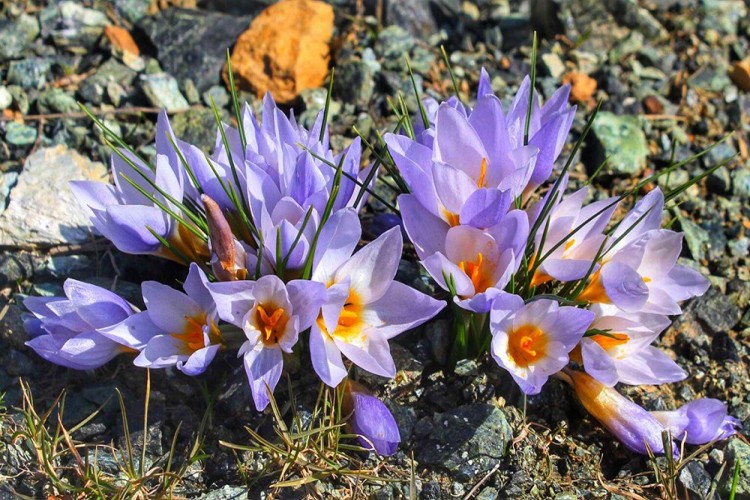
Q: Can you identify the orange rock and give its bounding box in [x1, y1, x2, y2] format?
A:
[104, 26, 140, 56]
[561, 71, 597, 104]
[226, 0, 334, 104]
[729, 58, 750, 92]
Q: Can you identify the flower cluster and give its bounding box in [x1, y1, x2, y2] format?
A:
[23, 71, 739, 458]
[385, 70, 738, 452]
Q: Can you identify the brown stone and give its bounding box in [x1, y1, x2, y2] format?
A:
[225, 0, 334, 104]
[104, 25, 140, 56]
[642, 95, 664, 115]
[561, 71, 597, 104]
[729, 58, 750, 92]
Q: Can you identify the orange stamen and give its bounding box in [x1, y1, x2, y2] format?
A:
[508, 324, 547, 367]
[256, 304, 288, 346]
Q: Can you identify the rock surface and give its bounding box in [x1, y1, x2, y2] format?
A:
[138, 8, 254, 93]
[227, 0, 334, 103]
[0, 146, 107, 246]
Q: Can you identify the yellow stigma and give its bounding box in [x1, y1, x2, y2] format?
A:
[458, 252, 494, 293]
[255, 304, 288, 346]
[316, 289, 365, 343]
[477, 157, 488, 188]
[172, 312, 222, 354]
[507, 324, 547, 367]
[441, 207, 460, 227]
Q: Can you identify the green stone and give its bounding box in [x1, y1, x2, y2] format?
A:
[589, 111, 649, 176]
[4, 121, 37, 146]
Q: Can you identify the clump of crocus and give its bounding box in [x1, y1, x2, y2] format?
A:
[21, 60, 738, 463]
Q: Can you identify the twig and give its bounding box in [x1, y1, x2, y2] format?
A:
[463, 462, 501, 499]
[2, 106, 201, 123]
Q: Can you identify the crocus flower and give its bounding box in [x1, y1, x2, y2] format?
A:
[578, 189, 710, 314]
[69, 152, 208, 264]
[651, 399, 740, 445]
[207, 274, 324, 411]
[565, 369, 677, 456]
[342, 380, 400, 456]
[526, 185, 618, 286]
[310, 219, 445, 387]
[101, 264, 223, 376]
[490, 294, 594, 394]
[421, 212, 529, 313]
[576, 304, 685, 386]
[23, 280, 149, 369]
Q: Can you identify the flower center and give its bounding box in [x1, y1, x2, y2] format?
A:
[316, 289, 365, 343]
[458, 252, 493, 293]
[508, 324, 547, 367]
[255, 304, 288, 346]
[172, 312, 222, 354]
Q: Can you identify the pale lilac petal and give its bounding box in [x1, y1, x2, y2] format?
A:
[476, 68, 493, 97]
[611, 188, 664, 250]
[142, 281, 202, 333]
[432, 162, 478, 215]
[487, 209, 529, 259]
[546, 307, 595, 348]
[333, 227, 402, 303]
[615, 346, 686, 385]
[63, 280, 132, 329]
[365, 282, 445, 339]
[336, 334, 396, 378]
[183, 263, 214, 312]
[244, 346, 284, 411]
[456, 287, 503, 314]
[661, 264, 710, 301]
[434, 104, 487, 177]
[104, 204, 169, 254]
[69, 181, 119, 216]
[600, 262, 649, 312]
[98, 312, 162, 351]
[651, 399, 739, 445]
[29, 330, 122, 370]
[459, 188, 512, 229]
[489, 292, 525, 326]
[543, 258, 594, 282]
[398, 194, 448, 259]
[287, 279, 326, 331]
[312, 209, 361, 283]
[309, 323, 348, 387]
[180, 344, 221, 376]
[528, 108, 575, 187]
[134, 334, 187, 369]
[581, 340, 619, 387]
[206, 280, 255, 327]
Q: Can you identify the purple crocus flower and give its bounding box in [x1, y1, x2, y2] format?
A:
[578, 304, 685, 386]
[102, 264, 223, 376]
[651, 399, 741, 445]
[399, 70, 575, 197]
[418, 211, 528, 313]
[566, 369, 678, 456]
[527, 185, 618, 286]
[490, 294, 595, 395]
[342, 380, 400, 456]
[23, 280, 149, 369]
[579, 189, 710, 313]
[69, 151, 207, 263]
[207, 274, 324, 411]
[309, 219, 445, 387]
